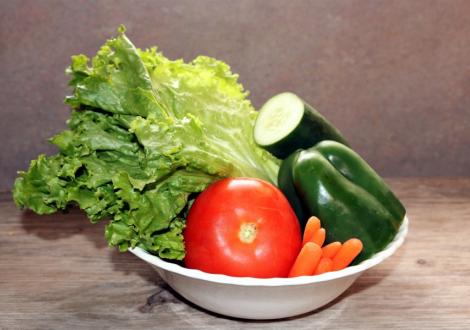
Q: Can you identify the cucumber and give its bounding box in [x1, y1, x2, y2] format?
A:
[253, 92, 348, 158]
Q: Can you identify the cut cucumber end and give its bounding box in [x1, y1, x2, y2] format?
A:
[254, 92, 304, 147]
[254, 92, 349, 159]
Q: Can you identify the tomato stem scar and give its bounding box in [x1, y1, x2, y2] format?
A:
[239, 223, 258, 243]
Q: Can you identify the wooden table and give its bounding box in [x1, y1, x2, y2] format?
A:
[1, 178, 469, 329]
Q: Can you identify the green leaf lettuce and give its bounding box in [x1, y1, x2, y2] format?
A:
[13, 27, 279, 260]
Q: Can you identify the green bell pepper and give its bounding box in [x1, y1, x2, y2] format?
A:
[278, 140, 406, 263]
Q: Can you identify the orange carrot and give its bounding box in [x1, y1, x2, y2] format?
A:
[302, 216, 321, 246]
[288, 242, 322, 277]
[314, 257, 333, 275]
[322, 242, 342, 259]
[332, 238, 363, 271]
[310, 228, 326, 247]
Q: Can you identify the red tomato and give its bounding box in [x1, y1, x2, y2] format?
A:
[184, 178, 301, 278]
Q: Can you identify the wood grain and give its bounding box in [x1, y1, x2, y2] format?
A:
[1, 178, 469, 329]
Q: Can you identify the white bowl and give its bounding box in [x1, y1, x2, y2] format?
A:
[130, 216, 408, 320]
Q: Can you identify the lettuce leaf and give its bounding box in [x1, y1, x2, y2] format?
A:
[13, 27, 279, 259]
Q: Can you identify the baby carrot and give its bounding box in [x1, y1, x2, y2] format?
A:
[322, 241, 342, 259]
[302, 216, 321, 246]
[314, 257, 333, 275]
[310, 228, 326, 247]
[288, 242, 322, 277]
[332, 238, 363, 271]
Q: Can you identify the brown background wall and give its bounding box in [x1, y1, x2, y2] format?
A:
[1, 0, 469, 190]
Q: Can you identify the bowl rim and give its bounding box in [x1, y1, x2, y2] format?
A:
[130, 216, 408, 287]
